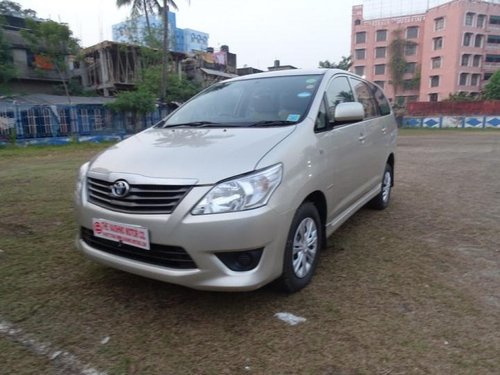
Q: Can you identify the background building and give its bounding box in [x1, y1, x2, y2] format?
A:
[0, 13, 81, 94]
[112, 12, 208, 54]
[351, 0, 500, 103]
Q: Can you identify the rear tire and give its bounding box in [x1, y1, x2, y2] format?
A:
[278, 202, 322, 293]
[369, 163, 393, 210]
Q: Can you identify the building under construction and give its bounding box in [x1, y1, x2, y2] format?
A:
[80, 41, 238, 95]
[80, 41, 187, 96]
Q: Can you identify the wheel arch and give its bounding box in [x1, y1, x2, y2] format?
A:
[302, 190, 327, 248]
[387, 153, 395, 186]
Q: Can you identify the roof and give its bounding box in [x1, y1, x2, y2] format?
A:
[227, 68, 330, 82]
[200, 68, 238, 79]
[0, 94, 116, 106]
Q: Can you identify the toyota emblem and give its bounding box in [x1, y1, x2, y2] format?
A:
[111, 180, 130, 198]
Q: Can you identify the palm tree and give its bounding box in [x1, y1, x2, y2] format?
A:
[157, 0, 179, 104]
[116, 0, 153, 38]
[116, 0, 184, 104]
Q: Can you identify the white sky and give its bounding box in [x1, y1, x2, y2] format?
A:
[16, 0, 360, 70]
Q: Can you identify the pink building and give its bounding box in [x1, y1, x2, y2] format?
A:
[351, 0, 500, 103]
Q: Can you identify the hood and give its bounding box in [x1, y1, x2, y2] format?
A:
[88, 126, 295, 184]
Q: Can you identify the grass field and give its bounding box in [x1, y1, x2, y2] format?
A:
[1, 130, 499, 374]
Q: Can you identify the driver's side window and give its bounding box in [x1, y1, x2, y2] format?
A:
[325, 76, 355, 122]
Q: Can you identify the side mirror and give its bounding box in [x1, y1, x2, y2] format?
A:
[333, 102, 365, 124]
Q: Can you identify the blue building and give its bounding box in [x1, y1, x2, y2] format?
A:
[181, 28, 209, 53]
[112, 12, 208, 54]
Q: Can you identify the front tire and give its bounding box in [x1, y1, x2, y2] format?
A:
[278, 202, 322, 293]
[369, 163, 393, 210]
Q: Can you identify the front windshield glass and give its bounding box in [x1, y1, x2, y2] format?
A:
[161, 74, 323, 127]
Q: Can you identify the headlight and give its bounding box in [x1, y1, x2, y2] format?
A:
[192, 164, 283, 215]
[74, 162, 89, 204]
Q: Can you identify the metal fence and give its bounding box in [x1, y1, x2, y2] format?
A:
[0, 103, 170, 145]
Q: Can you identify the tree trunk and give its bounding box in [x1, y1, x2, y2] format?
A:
[160, 1, 169, 104]
[142, 0, 152, 40]
[55, 62, 72, 105]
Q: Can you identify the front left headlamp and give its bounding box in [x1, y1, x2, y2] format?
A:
[74, 161, 89, 204]
[192, 164, 283, 215]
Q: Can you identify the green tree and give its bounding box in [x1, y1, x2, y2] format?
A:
[116, 0, 155, 41]
[389, 29, 418, 99]
[0, 0, 36, 17]
[0, 17, 16, 93]
[483, 70, 500, 100]
[107, 89, 156, 114]
[116, 0, 188, 104]
[108, 65, 201, 115]
[319, 55, 352, 70]
[21, 19, 80, 103]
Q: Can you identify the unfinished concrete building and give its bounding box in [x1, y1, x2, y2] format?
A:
[81, 41, 186, 96]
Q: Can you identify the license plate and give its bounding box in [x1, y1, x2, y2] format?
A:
[92, 218, 150, 250]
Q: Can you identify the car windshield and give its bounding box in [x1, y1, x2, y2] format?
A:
[160, 74, 323, 128]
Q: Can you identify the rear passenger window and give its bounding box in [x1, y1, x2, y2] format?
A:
[325, 76, 355, 119]
[349, 78, 380, 119]
[371, 82, 391, 116]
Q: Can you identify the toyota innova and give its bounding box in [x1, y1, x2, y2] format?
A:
[75, 69, 397, 292]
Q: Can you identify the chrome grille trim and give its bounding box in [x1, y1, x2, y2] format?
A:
[87, 177, 193, 214]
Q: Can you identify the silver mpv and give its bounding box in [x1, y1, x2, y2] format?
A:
[75, 69, 397, 292]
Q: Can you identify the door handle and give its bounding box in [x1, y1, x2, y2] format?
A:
[358, 134, 366, 143]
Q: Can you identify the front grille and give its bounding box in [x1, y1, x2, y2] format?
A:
[87, 177, 192, 214]
[81, 227, 197, 269]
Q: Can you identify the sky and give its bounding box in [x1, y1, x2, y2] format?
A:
[14, 0, 458, 71]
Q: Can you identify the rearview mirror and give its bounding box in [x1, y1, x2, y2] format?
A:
[333, 102, 365, 124]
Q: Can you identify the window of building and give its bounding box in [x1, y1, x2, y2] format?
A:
[403, 79, 416, 91]
[471, 74, 481, 86]
[435, 17, 445, 31]
[463, 33, 473, 46]
[473, 55, 482, 67]
[432, 57, 442, 69]
[487, 35, 500, 45]
[433, 37, 443, 50]
[354, 66, 365, 76]
[406, 26, 419, 39]
[404, 44, 417, 56]
[430, 75, 440, 87]
[465, 12, 475, 26]
[375, 47, 386, 58]
[355, 49, 366, 60]
[374, 81, 385, 89]
[490, 15, 500, 25]
[374, 64, 386, 75]
[459, 73, 469, 86]
[354, 19, 361, 26]
[485, 72, 494, 80]
[429, 93, 438, 102]
[485, 54, 500, 63]
[404, 62, 417, 74]
[356, 32, 366, 44]
[477, 14, 486, 28]
[376, 29, 387, 42]
[475, 34, 483, 48]
[461, 54, 471, 66]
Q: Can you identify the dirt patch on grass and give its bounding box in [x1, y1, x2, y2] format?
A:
[0, 133, 499, 374]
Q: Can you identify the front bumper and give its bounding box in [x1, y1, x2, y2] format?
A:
[75, 186, 293, 291]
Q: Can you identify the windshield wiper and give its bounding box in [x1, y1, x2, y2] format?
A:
[163, 121, 217, 128]
[246, 120, 297, 127]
